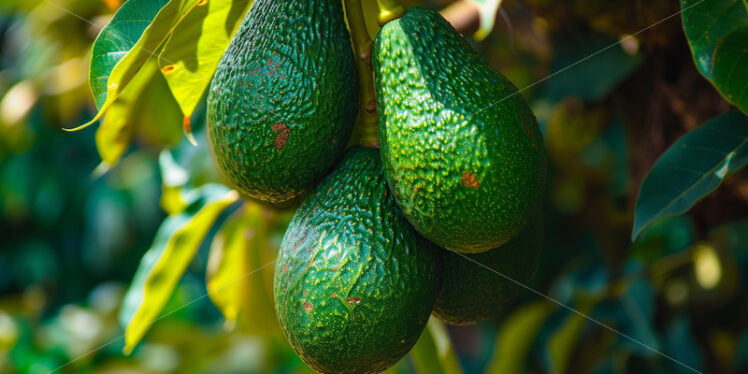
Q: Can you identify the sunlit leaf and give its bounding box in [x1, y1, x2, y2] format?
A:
[94, 59, 182, 172]
[88, 0, 168, 109]
[467, 0, 504, 41]
[118, 184, 239, 354]
[682, 0, 748, 113]
[486, 301, 555, 374]
[75, 0, 201, 131]
[159, 0, 253, 118]
[410, 317, 463, 374]
[94, 60, 158, 171]
[95, 101, 132, 172]
[206, 201, 280, 334]
[130, 63, 183, 147]
[632, 110, 748, 240]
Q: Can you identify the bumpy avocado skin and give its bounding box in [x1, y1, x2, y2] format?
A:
[433, 212, 542, 325]
[207, 0, 358, 204]
[273, 147, 439, 374]
[373, 8, 546, 253]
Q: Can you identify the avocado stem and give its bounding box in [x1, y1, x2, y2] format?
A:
[375, 0, 404, 25]
[345, 0, 379, 147]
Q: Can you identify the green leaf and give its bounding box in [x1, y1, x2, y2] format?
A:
[159, 0, 253, 118]
[74, 0, 201, 131]
[88, 0, 168, 110]
[682, 0, 748, 113]
[410, 317, 463, 374]
[486, 301, 555, 374]
[118, 184, 239, 354]
[632, 110, 748, 240]
[206, 201, 280, 334]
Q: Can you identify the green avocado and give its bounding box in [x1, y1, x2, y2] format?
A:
[207, 0, 358, 205]
[273, 147, 439, 374]
[433, 212, 543, 325]
[373, 8, 547, 253]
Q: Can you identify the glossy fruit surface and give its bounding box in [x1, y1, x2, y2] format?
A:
[208, 0, 358, 204]
[373, 7, 546, 253]
[274, 147, 439, 374]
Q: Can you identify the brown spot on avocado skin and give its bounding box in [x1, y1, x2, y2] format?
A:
[303, 302, 313, 312]
[461, 172, 480, 189]
[346, 297, 361, 304]
[267, 58, 280, 77]
[272, 123, 290, 150]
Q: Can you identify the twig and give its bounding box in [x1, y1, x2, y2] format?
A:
[345, 0, 379, 147]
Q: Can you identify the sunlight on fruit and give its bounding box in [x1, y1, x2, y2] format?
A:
[693, 243, 722, 290]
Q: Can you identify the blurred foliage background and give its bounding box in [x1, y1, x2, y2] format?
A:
[0, 0, 747, 373]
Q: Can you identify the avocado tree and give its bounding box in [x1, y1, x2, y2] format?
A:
[2, 0, 746, 373]
[79, 0, 748, 372]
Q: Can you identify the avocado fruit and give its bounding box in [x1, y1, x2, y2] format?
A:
[273, 147, 439, 374]
[432, 212, 543, 325]
[207, 0, 359, 205]
[373, 8, 546, 253]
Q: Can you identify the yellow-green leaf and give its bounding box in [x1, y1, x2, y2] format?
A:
[130, 62, 184, 147]
[94, 59, 159, 171]
[73, 0, 202, 131]
[206, 201, 280, 334]
[118, 184, 239, 354]
[467, 0, 504, 41]
[486, 301, 554, 374]
[159, 0, 253, 118]
[410, 317, 463, 374]
[426, 318, 464, 374]
[95, 101, 132, 172]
